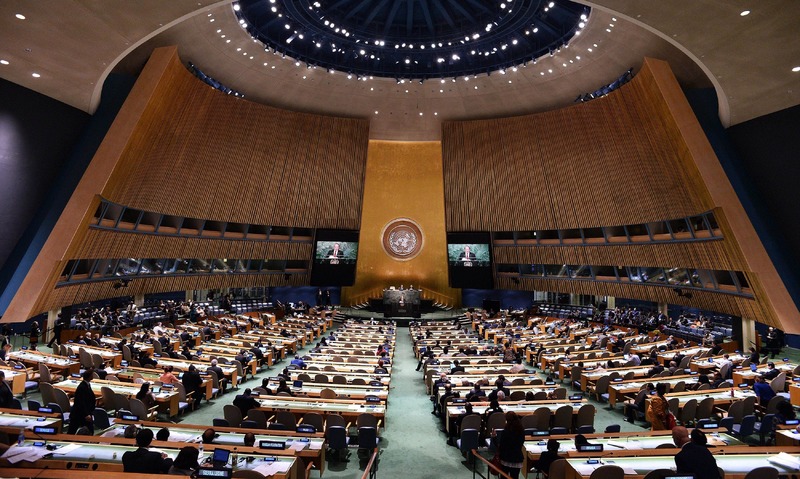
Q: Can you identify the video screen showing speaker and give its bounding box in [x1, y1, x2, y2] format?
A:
[447, 232, 493, 289]
[310, 229, 359, 286]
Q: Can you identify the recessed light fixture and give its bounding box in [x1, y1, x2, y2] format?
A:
[740, 10, 750, 16]
[0, 60, 8, 65]
[15, 13, 26, 20]
[31, 72, 40, 78]
[793, 66, 800, 72]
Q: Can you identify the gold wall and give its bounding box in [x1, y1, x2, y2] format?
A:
[342, 141, 460, 307]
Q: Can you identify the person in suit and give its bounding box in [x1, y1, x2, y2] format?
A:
[122, 428, 174, 473]
[450, 360, 465, 374]
[68, 369, 96, 434]
[673, 427, 721, 479]
[182, 364, 204, 409]
[325, 243, 344, 262]
[233, 388, 260, 416]
[207, 359, 228, 394]
[762, 362, 781, 380]
[0, 371, 14, 408]
[531, 438, 562, 477]
[457, 245, 477, 264]
[47, 315, 64, 348]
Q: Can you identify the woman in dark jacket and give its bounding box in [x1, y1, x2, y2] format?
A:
[496, 411, 525, 478]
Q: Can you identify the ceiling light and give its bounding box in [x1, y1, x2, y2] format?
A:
[233, 4, 240, 11]
[0, 60, 8, 65]
[31, 72, 40, 78]
[374, 111, 378, 114]
[740, 10, 750, 16]
[15, 13, 26, 20]
[419, 112, 423, 116]
[793, 66, 800, 72]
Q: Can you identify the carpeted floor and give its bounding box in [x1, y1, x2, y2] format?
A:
[18, 328, 800, 478]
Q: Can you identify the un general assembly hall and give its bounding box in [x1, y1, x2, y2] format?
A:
[0, 1, 799, 479]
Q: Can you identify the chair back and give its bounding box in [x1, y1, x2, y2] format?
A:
[320, 388, 337, 399]
[129, 398, 148, 419]
[114, 393, 130, 412]
[589, 465, 625, 479]
[38, 363, 53, 383]
[325, 425, 347, 449]
[314, 374, 329, 383]
[671, 381, 686, 393]
[101, 386, 116, 411]
[576, 404, 595, 428]
[548, 459, 568, 479]
[680, 398, 697, 425]
[52, 387, 72, 412]
[223, 404, 243, 427]
[486, 411, 506, 433]
[696, 396, 715, 420]
[246, 408, 268, 429]
[325, 413, 346, 430]
[765, 395, 785, 415]
[357, 426, 378, 449]
[553, 405, 573, 430]
[534, 406, 552, 431]
[458, 428, 479, 454]
[743, 467, 779, 479]
[728, 400, 745, 423]
[275, 410, 297, 429]
[770, 372, 786, 393]
[356, 412, 377, 429]
[302, 412, 325, 431]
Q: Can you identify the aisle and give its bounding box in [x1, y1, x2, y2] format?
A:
[371, 327, 474, 478]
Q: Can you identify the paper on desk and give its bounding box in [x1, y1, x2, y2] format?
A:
[169, 432, 197, 442]
[308, 442, 323, 450]
[572, 463, 600, 475]
[622, 467, 638, 474]
[289, 441, 308, 451]
[768, 452, 800, 469]
[2, 445, 50, 464]
[52, 443, 81, 455]
[524, 444, 543, 454]
[605, 441, 629, 450]
[254, 463, 280, 476]
[273, 461, 291, 473]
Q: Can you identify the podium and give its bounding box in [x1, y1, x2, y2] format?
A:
[382, 289, 421, 318]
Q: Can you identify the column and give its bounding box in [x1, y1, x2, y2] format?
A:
[46, 308, 60, 344]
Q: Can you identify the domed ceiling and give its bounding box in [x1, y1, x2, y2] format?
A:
[235, 0, 589, 80]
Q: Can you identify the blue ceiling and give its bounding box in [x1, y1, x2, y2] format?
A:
[234, 0, 589, 80]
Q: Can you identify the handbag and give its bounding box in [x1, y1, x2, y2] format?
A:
[489, 453, 502, 476]
[666, 411, 677, 430]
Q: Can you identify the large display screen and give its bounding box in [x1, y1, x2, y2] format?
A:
[447, 232, 493, 289]
[310, 229, 359, 286]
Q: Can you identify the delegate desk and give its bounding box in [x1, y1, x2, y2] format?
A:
[71, 344, 123, 367]
[563, 449, 800, 479]
[115, 366, 214, 402]
[210, 339, 275, 366]
[437, 384, 560, 403]
[102, 419, 326, 474]
[0, 407, 62, 434]
[7, 350, 80, 375]
[628, 339, 673, 355]
[656, 346, 710, 365]
[235, 332, 298, 354]
[733, 361, 797, 385]
[607, 375, 695, 408]
[302, 360, 392, 375]
[290, 370, 391, 387]
[53, 378, 181, 417]
[522, 430, 743, 478]
[0, 365, 30, 395]
[153, 357, 240, 388]
[264, 379, 388, 400]
[2, 435, 297, 478]
[647, 387, 757, 413]
[255, 396, 386, 426]
[690, 353, 747, 373]
[193, 349, 259, 377]
[580, 365, 653, 392]
[444, 399, 589, 434]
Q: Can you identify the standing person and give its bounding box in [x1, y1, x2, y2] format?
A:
[29, 321, 41, 349]
[495, 411, 525, 478]
[645, 383, 671, 430]
[68, 369, 96, 434]
[47, 315, 64, 348]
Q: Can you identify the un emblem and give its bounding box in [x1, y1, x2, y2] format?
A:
[381, 219, 423, 261]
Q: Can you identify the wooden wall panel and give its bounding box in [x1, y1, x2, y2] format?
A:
[103, 50, 368, 229]
[442, 61, 711, 232]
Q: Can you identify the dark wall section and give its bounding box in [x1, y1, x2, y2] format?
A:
[462, 289, 538, 310]
[685, 89, 800, 315]
[0, 78, 89, 273]
[0, 74, 136, 316]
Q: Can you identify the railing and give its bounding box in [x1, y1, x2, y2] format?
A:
[361, 447, 380, 479]
[471, 449, 513, 479]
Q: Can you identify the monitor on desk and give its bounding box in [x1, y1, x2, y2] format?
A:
[292, 380, 303, 389]
[151, 386, 161, 394]
[211, 448, 231, 467]
[750, 363, 758, 372]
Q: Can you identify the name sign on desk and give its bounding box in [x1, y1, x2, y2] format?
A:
[577, 444, 603, 453]
[365, 396, 381, 403]
[700, 422, 718, 429]
[260, 440, 286, 450]
[38, 407, 53, 413]
[296, 425, 316, 434]
[196, 468, 232, 478]
[121, 414, 139, 421]
[33, 426, 57, 435]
